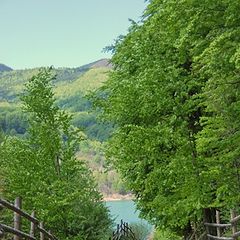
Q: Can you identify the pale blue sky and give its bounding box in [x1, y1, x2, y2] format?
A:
[0, 0, 147, 69]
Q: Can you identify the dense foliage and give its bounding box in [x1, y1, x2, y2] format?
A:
[0, 68, 112, 239]
[93, 0, 240, 238]
[0, 62, 124, 197]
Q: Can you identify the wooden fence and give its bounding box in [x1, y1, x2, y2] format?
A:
[110, 219, 137, 240]
[0, 197, 58, 240]
[205, 210, 240, 240]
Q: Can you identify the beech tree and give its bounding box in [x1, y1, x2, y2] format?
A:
[1, 68, 112, 240]
[93, 0, 240, 238]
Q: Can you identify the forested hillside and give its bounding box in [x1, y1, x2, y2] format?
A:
[0, 58, 111, 136]
[0, 68, 113, 239]
[0, 59, 125, 197]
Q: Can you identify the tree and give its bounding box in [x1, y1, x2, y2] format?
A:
[196, 1, 240, 208]
[92, 0, 240, 238]
[1, 68, 112, 239]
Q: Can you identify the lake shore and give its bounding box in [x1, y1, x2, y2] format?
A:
[103, 193, 134, 201]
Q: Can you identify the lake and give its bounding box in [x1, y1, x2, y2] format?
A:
[105, 200, 149, 226]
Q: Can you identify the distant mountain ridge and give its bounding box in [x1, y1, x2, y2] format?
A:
[74, 58, 112, 72]
[0, 64, 13, 72]
[0, 58, 111, 73]
[87, 58, 112, 68]
[0, 58, 111, 103]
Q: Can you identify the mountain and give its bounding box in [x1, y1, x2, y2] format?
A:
[0, 59, 113, 140]
[88, 58, 112, 68]
[0, 64, 13, 72]
[0, 59, 125, 197]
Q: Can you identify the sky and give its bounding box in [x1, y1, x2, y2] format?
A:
[0, 0, 147, 69]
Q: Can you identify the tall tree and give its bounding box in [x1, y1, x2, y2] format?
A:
[196, 0, 240, 208]
[93, 0, 240, 238]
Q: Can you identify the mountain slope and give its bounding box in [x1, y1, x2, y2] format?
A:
[0, 64, 13, 72]
[0, 60, 112, 138]
[0, 59, 126, 197]
[0, 59, 111, 102]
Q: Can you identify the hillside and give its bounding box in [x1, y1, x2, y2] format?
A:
[2, 59, 116, 139]
[0, 59, 111, 101]
[0, 59, 113, 139]
[0, 64, 13, 72]
[0, 59, 127, 197]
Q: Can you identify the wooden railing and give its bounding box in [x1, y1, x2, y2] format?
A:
[0, 197, 58, 240]
[110, 219, 137, 240]
[205, 210, 240, 240]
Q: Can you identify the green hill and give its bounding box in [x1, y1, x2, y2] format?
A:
[0, 59, 112, 140]
[0, 59, 126, 197]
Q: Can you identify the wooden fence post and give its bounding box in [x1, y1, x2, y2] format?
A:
[216, 210, 221, 237]
[126, 222, 129, 237]
[30, 211, 36, 237]
[205, 224, 209, 240]
[231, 210, 238, 240]
[48, 230, 52, 240]
[0, 202, 4, 237]
[0, 225, 4, 238]
[40, 222, 45, 240]
[14, 197, 22, 240]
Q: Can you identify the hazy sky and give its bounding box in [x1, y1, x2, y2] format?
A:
[0, 0, 147, 69]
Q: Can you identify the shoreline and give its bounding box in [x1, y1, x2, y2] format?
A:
[103, 193, 134, 201]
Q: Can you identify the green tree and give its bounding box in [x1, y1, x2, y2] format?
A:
[92, 0, 240, 238]
[196, 1, 240, 208]
[1, 68, 112, 239]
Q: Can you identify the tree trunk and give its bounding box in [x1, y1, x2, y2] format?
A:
[203, 208, 217, 236]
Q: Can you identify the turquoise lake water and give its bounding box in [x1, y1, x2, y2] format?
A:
[105, 200, 149, 226]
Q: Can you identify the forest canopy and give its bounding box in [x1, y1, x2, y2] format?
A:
[92, 0, 240, 238]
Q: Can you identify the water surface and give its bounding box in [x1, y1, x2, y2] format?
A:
[106, 200, 148, 225]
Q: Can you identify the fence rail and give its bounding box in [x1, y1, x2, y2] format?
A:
[0, 197, 58, 240]
[110, 219, 136, 240]
[205, 210, 240, 240]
